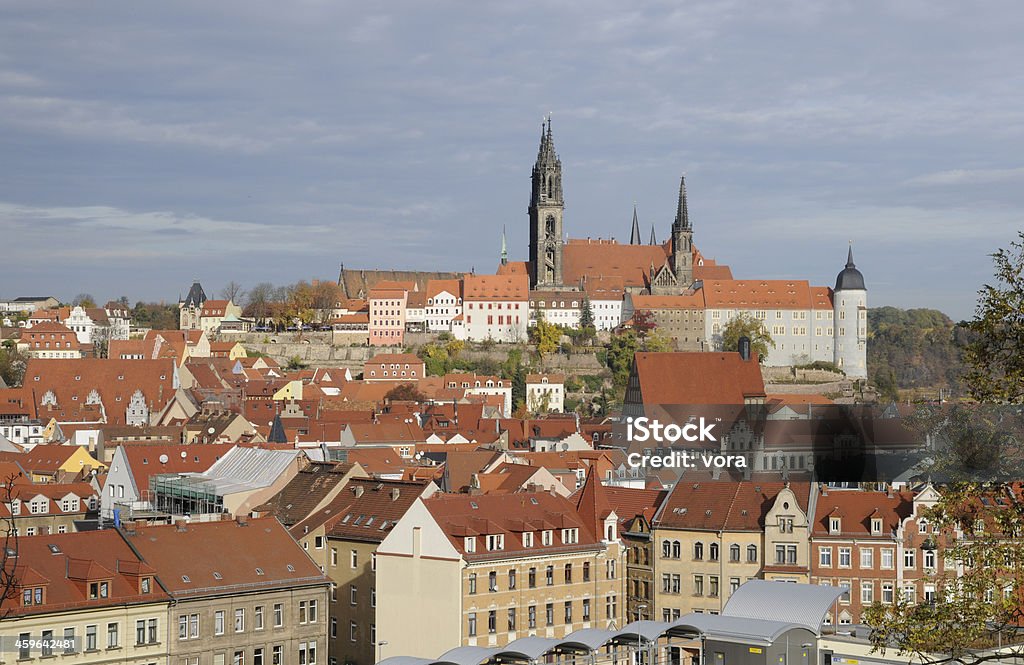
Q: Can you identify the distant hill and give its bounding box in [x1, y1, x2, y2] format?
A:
[867, 306, 968, 400]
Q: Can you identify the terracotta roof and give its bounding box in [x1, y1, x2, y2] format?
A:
[525, 373, 565, 384]
[406, 291, 428, 308]
[367, 353, 423, 366]
[3, 530, 169, 617]
[338, 269, 463, 300]
[604, 485, 669, 524]
[253, 462, 357, 526]
[342, 448, 413, 476]
[322, 478, 429, 542]
[701, 279, 827, 309]
[23, 358, 178, 425]
[19, 322, 81, 347]
[426, 491, 603, 560]
[562, 239, 671, 288]
[630, 352, 766, 405]
[425, 279, 463, 300]
[655, 475, 812, 531]
[582, 275, 625, 299]
[0, 445, 98, 474]
[496, 261, 529, 276]
[443, 450, 506, 492]
[121, 444, 234, 497]
[368, 288, 408, 300]
[124, 517, 327, 597]
[200, 300, 231, 316]
[462, 274, 529, 301]
[811, 487, 914, 537]
[693, 263, 733, 280]
[345, 422, 425, 444]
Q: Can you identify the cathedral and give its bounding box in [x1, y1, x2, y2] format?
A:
[526, 117, 725, 295]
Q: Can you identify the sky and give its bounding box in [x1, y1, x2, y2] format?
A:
[1, 1, 1022, 320]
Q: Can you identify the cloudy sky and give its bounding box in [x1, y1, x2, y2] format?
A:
[2, 1, 1022, 319]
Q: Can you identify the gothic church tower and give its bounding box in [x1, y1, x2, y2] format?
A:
[529, 117, 564, 289]
[670, 175, 694, 288]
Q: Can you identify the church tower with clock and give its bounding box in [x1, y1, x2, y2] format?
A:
[528, 117, 564, 289]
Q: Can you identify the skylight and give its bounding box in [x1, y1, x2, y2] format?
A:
[255, 568, 264, 576]
[213, 572, 223, 580]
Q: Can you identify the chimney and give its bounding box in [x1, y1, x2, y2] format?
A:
[236, 515, 248, 527]
[711, 466, 722, 480]
[738, 336, 751, 361]
[391, 487, 401, 501]
[175, 519, 187, 532]
[886, 484, 894, 498]
[821, 485, 828, 497]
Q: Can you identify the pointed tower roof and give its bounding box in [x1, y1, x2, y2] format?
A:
[500, 226, 508, 266]
[575, 468, 615, 540]
[268, 413, 287, 444]
[535, 115, 560, 168]
[630, 204, 641, 245]
[181, 281, 207, 308]
[649, 225, 657, 245]
[835, 243, 866, 291]
[673, 175, 690, 230]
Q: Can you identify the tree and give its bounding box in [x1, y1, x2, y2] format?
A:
[962, 232, 1024, 403]
[72, 293, 96, 308]
[642, 328, 675, 353]
[606, 329, 639, 388]
[285, 355, 306, 371]
[530, 314, 561, 362]
[631, 309, 656, 337]
[245, 282, 276, 324]
[384, 383, 428, 403]
[866, 483, 1024, 665]
[310, 281, 342, 324]
[720, 312, 775, 361]
[0, 470, 22, 618]
[0, 348, 28, 387]
[578, 297, 596, 344]
[220, 280, 246, 304]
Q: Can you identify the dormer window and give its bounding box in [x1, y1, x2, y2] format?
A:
[486, 534, 504, 551]
[871, 518, 883, 535]
[830, 517, 841, 534]
[542, 530, 553, 546]
[89, 581, 109, 599]
[561, 528, 578, 544]
[141, 577, 151, 593]
[464, 537, 477, 553]
[522, 532, 534, 548]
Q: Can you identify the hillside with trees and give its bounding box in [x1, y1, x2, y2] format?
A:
[867, 306, 967, 400]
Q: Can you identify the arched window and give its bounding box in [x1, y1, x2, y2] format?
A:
[730, 544, 740, 562]
[747, 544, 758, 563]
[693, 542, 704, 560]
[709, 543, 719, 561]
[671, 541, 681, 559]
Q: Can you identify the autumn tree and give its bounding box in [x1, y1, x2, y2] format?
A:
[642, 328, 675, 353]
[720, 312, 775, 361]
[310, 280, 342, 324]
[866, 483, 1024, 665]
[245, 282, 276, 324]
[631, 309, 656, 337]
[385, 383, 428, 403]
[72, 293, 96, 308]
[0, 348, 28, 387]
[962, 231, 1024, 403]
[220, 280, 246, 304]
[530, 313, 561, 363]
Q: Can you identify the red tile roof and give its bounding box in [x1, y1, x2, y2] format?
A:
[463, 274, 528, 302]
[811, 487, 914, 537]
[120, 444, 234, 497]
[656, 475, 811, 531]
[562, 239, 671, 288]
[702, 279, 825, 309]
[630, 352, 766, 405]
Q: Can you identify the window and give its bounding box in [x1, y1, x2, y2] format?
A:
[564, 601, 573, 623]
[709, 576, 720, 597]
[147, 619, 157, 644]
[136, 620, 146, 645]
[564, 563, 572, 584]
[693, 542, 704, 560]
[830, 517, 841, 534]
[468, 613, 477, 637]
[546, 603, 554, 626]
[235, 652, 244, 665]
[508, 608, 516, 631]
[235, 608, 245, 632]
[605, 594, 617, 619]
[215, 610, 226, 635]
[523, 532, 534, 548]
[730, 577, 740, 594]
[882, 583, 894, 603]
[331, 548, 338, 566]
[881, 548, 894, 570]
[489, 571, 498, 592]
[309, 599, 318, 623]
[730, 544, 740, 562]
[747, 544, 757, 563]
[468, 573, 477, 594]
[546, 565, 554, 586]
[583, 561, 590, 581]
[529, 567, 537, 588]
[107, 622, 119, 648]
[820, 547, 833, 567]
[839, 547, 851, 567]
[255, 606, 264, 630]
[904, 548, 916, 568]
[860, 548, 874, 569]
[606, 559, 616, 579]
[314, 536, 324, 549]
[694, 575, 704, 596]
[487, 610, 497, 634]
[65, 627, 78, 654]
[861, 581, 874, 603]
[509, 569, 517, 589]
[924, 549, 936, 569]
[350, 550, 358, 568]
[528, 605, 537, 629]
[709, 543, 719, 561]
[274, 604, 283, 627]
[41, 630, 54, 657]
[255, 648, 264, 665]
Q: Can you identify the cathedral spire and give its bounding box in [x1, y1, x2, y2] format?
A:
[649, 225, 657, 245]
[846, 242, 856, 268]
[500, 225, 508, 266]
[630, 204, 641, 245]
[673, 174, 690, 230]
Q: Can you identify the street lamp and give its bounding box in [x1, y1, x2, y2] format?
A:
[377, 641, 389, 663]
[635, 604, 648, 665]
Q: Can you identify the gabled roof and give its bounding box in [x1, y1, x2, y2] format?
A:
[124, 517, 326, 597]
[181, 281, 207, 308]
[811, 487, 913, 537]
[120, 444, 234, 497]
[463, 274, 529, 301]
[629, 352, 766, 405]
[655, 475, 811, 532]
[563, 239, 671, 288]
[254, 462, 357, 526]
[325, 478, 429, 542]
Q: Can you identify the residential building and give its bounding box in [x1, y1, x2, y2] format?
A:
[376, 476, 626, 659]
[368, 288, 408, 347]
[425, 279, 463, 332]
[17, 322, 83, 359]
[456, 274, 528, 343]
[525, 374, 565, 414]
[123, 518, 330, 665]
[363, 353, 425, 382]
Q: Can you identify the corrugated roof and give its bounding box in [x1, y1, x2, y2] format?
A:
[722, 579, 848, 633]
